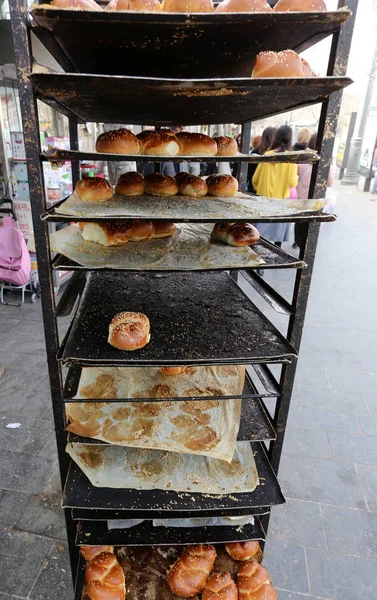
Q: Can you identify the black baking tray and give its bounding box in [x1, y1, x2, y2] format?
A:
[31, 73, 352, 125]
[31, 8, 350, 78]
[71, 506, 270, 520]
[63, 442, 284, 512]
[58, 271, 297, 366]
[75, 518, 264, 546]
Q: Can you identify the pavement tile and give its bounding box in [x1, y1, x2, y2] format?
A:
[263, 541, 309, 595]
[278, 453, 366, 509]
[355, 465, 377, 512]
[358, 414, 377, 436]
[326, 327, 375, 355]
[28, 541, 71, 600]
[287, 405, 362, 434]
[0, 414, 56, 457]
[364, 393, 377, 416]
[0, 322, 47, 355]
[268, 499, 326, 549]
[0, 449, 57, 494]
[325, 365, 377, 395]
[321, 504, 377, 559]
[0, 489, 30, 527]
[0, 318, 21, 333]
[0, 377, 50, 417]
[283, 427, 332, 459]
[298, 386, 370, 416]
[306, 548, 377, 600]
[275, 592, 322, 600]
[328, 431, 377, 466]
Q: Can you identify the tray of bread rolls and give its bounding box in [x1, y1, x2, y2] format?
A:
[57, 271, 297, 366]
[31, 1, 350, 78]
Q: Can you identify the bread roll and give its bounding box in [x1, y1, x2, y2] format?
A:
[252, 50, 315, 78]
[159, 366, 186, 375]
[167, 544, 217, 597]
[108, 312, 150, 350]
[202, 572, 238, 600]
[225, 541, 262, 561]
[81, 546, 114, 561]
[207, 174, 238, 197]
[96, 128, 141, 155]
[105, 0, 160, 9]
[137, 131, 180, 156]
[177, 174, 208, 198]
[237, 560, 277, 600]
[75, 178, 113, 203]
[274, 0, 327, 11]
[211, 223, 260, 247]
[213, 136, 238, 156]
[115, 172, 144, 196]
[152, 222, 176, 238]
[161, 0, 214, 11]
[177, 132, 218, 156]
[85, 552, 125, 600]
[144, 173, 178, 196]
[216, 0, 271, 12]
[51, 0, 102, 9]
[81, 221, 154, 246]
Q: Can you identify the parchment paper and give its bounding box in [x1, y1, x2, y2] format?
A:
[66, 442, 259, 493]
[107, 516, 254, 529]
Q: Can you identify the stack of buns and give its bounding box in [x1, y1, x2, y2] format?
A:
[79, 220, 176, 246]
[252, 49, 316, 78]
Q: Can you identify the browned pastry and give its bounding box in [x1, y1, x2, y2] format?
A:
[105, 0, 160, 9]
[274, 0, 327, 10]
[81, 546, 115, 562]
[161, 0, 214, 11]
[252, 50, 316, 78]
[206, 174, 238, 197]
[51, 0, 102, 8]
[167, 544, 217, 597]
[159, 366, 186, 375]
[115, 172, 145, 196]
[237, 560, 277, 600]
[144, 173, 179, 196]
[136, 131, 180, 156]
[177, 132, 218, 156]
[152, 222, 177, 238]
[225, 541, 262, 562]
[75, 178, 113, 203]
[85, 552, 126, 600]
[211, 223, 260, 247]
[202, 572, 238, 600]
[213, 136, 238, 157]
[108, 312, 151, 351]
[81, 221, 154, 246]
[216, 0, 271, 12]
[177, 174, 208, 198]
[96, 128, 141, 154]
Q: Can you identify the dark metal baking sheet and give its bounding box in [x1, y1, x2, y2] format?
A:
[31, 73, 352, 126]
[75, 518, 264, 547]
[63, 442, 285, 511]
[58, 271, 297, 366]
[71, 506, 271, 520]
[31, 9, 350, 78]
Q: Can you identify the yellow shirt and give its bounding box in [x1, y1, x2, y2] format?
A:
[252, 150, 299, 199]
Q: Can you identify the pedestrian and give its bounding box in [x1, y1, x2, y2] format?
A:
[247, 126, 277, 192]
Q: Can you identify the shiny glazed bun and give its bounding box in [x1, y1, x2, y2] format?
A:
[144, 173, 178, 196]
[213, 136, 238, 156]
[96, 128, 141, 154]
[75, 178, 113, 203]
[177, 132, 218, 156]
[81, 546, 114, 561]
[237, 560, 277, 600]
[202, 572, 238, 600]
[159, 366, 186, 375]
[252, 49, 314, 78]
[108, 312, 150, 351]
[211, 222, 260, 247]
[216, 0, 271, 12]
[207, 174, 238, 197]
[106, 0, 160, 9]
[177, 174, 208, 198]
[115, 171, 145, 196]
[137, 131, 180, 156]
[167, 544, 217, 597]
[225, 541, 262, 561]
[161, 0, 214, 11]
[51, 0, 102, 9]
[152, 222, 177, 238]
[274, 0, 327, 10]
[85, 552, 125, 600]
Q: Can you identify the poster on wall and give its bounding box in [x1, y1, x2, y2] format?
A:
[358, 107, 377, 178]
[13, 200, 36, 253]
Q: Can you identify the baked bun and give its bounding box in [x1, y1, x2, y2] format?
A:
[213, 136, 238, 156]
[216, 0, 271, 12]
[106, 0, 160, 9]
[144, 173, 178, 196]
[108, 312, 150, 351]
[137, 131, 180, 156]
[152, 222, 176, 238]
[252, 50, 315, 78]
[177, 174, 208, 198]
[159, 366, 186, 375]
[161, 0, 214, 11]
[81, 221, 154, 246]
[207, 174, 238, 197]
[75, 178, 113, 203]
[176, 132, 217, 156]
[115, 171, 145, 196]
[81, 546, 114, 561]
[51, 0, 102, 9]
[202, 573, 238, 600]
[274, 0, 327, 10]
[96, 128, 141, 155]
[237, 560, 277, 600]
[211, 222, 260, 247]
[167, 544, 217, 598]
[85, 552, 125, 600]
[225, 541, 262, 561]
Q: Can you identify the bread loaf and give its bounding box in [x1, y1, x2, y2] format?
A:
[85, 552, 125, 600]
[105, 0, 160, 9]
[274, 0, 327, 10]
[96, 128, 141, 155]
[152, 222, 176, 238]
[81, 546, 114, 561]
[51, 0, 102, 9]
[216, 0, 271, 12]
[202, 572, 238, 600]
[137, 131, 180, 156]
[167, 544, 217, 597]
[176, 173, 208, 198]
[81, 221, 154, 246]
[207, 174, 238, 197]
[159, 366, 186, 375]
[211, 223, 260, 247]
[144, 173, 178, 196]
[213, 136, 238, 157]
[252, 50, 315, 78]
[177, 132, 218, 156]
[75, 178, 113, 203]
[115, 172, 145, 196]
[225, 541, 262, 561]
[108, 312, 150, 350]
[237, 560, 277, 600]
[161, 0, 214, 11]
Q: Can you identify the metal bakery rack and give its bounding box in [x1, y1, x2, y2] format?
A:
[9, 0, 358, 597]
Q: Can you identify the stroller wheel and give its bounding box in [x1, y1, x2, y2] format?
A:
[31, 293, 38, 303]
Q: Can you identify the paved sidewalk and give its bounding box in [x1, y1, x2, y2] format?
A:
[0, 181, 376, 600]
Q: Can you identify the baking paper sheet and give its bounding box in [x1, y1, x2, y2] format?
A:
[66, 442, 259, 493]
[66, 397, 241, 462]
[74, 365, 246, 400]
[50, 223, 265, 270]
[107, 516, 254, 529]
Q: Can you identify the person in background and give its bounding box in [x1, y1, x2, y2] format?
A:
[293, 127, 311, 151]
[247, 127, 276, 192]
[252, 125, 298, 247]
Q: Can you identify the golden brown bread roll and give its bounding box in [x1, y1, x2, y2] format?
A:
[211, 223, 260, 247]
[105, 0, 160, 9]
[207, 174, 238, 197]
[144, 173, 178, 196]
[252, 50, 315, 78]
[202, 572, 238, 600]
[216, 0, 271, 12]
[237, 560, 277, 600]
[152, 222, 177, 238]
[81, 546, 114, 561]
[225, 541, 262, 561]
[274, 0, 327, 10]
[108, 312, 150, 350]
[51, 0, 102, 8]
[137, 131, 180, 156]
[159, 366, 186, 375]
[85, 552, 125, 600]
[75, 178, 113, 203]
[81, 221, 154, 246]
[213, 136, 238, 157]
[177, 132, 218, 156]
[115, 172, 145, 196]
[167, 544, 217, 597]
[176, 174, 208, 198]
[96, 128, 141, 155]
[161, 0, 214, 11]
